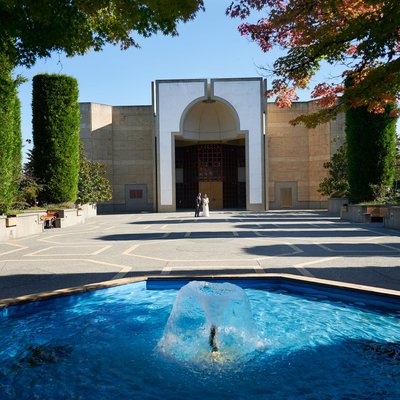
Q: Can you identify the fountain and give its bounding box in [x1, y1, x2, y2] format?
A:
[157, 281, 265, 363]
[1, 278, 400, 399]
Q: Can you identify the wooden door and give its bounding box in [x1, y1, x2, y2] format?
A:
[199, 181, 223, 209]
[280, 187, 293, 208]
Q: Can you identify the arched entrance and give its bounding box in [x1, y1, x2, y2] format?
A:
[175, 99, 246, 209]
[155, 78, 265, 212]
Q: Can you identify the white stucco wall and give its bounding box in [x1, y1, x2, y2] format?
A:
[156, 80, 207, 206]
[156, 78, 264, 210]
[212, 79, 264, 205]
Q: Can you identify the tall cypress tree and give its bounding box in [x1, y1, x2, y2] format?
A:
[0, 50, 21, 214]
[32, 74, 80, 203]
[346, 104, 397, 203]
[12, 94, 22, 192]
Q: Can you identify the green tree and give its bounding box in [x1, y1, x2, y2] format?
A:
[12, 93, 22, 192]
[346, 104, 397, 203]
[0, 49, 21, 214]
[228, 0, 400, 127]
[0, 1, 204, 67]
[0, 1, 203, 211]
[32, 74, 80, 203]
[318, 143, 349, 199]
[395, 136, 400, 189]
[17, 149, 43, 207]
[77, 144, 112, 204]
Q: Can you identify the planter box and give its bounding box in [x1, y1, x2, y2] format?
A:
[0, 212, 44, 240]
[81, 203, 97, 219]
[341, 204, 389, 223]
[328, 198, 348, 217]
[384, 206, 400, 230]
[0, 203, 97, 241]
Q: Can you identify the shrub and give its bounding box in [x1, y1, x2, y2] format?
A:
[318, 143, 349, 198]
[346, 104, 397, 203]
[77, 143, 112, 204]
[17, 150, 44, 208]
[0, 51, 22, 214]
[32, 74, 80, 203]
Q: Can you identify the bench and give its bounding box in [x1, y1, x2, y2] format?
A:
[40, 211, 59, 229]
[363, 206, 389, 223]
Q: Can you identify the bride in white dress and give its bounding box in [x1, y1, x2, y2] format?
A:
[202, 194, 210, 217]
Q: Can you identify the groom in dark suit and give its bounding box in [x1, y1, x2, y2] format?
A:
[194, 193, 202, 217]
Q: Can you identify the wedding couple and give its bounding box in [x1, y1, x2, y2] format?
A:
[194, 193, 210, 217]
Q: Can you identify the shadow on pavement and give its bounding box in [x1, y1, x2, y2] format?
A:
[96, 229, 387, 241]
[245, 243, 400, 257]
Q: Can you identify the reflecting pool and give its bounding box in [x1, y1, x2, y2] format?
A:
[1, 279, 400, 400]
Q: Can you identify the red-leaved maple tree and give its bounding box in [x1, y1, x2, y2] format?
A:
[227, 0, 400, 127]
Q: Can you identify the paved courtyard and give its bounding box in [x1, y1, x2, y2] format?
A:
[1, 209, 400, 300]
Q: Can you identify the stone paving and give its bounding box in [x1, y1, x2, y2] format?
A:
[1, 209, 400, 300]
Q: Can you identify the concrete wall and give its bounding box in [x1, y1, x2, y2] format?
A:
[342, 204, 390, 223]
[328, 198, 348, 216]
[341, 204, 369, 223]
[109, 106, 154, 213]
[80, 102, 113, 161]
[80, 102, 114, 213]
[0, 213, 44, 241]
[52, 209, 84, 228]
[80, 87, 346, 213]
[52, 206, 95, 227]
[81, 203, 97, 219]
[80, 103, 155, 213]
[267, 101, 345, 209]
[384, 206, 400, 229]
[0, 205, 98, 241]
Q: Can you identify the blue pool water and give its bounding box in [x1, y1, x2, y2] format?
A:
[1, 280, 400, 400]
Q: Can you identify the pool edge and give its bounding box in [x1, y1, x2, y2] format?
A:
[1, 273, 400, 309]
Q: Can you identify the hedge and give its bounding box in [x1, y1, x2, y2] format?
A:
[0, 51, 21, 214]
[32, 74, 80, 203]
[346, 104, 397, 203]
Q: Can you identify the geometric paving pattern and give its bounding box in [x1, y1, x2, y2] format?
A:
[1, 210, 400, 299]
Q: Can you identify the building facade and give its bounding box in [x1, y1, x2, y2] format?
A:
[80, 78, 345, 213]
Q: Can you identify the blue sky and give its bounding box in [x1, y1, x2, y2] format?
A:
[14, 1, 350, 160]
